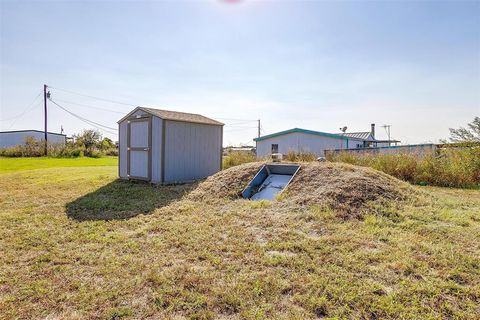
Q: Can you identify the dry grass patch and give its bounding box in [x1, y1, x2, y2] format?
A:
[1, 160, 479, 319]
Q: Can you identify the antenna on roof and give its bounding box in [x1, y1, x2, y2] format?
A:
[382, 124, 391, 141]
[339, 126, 347, 133]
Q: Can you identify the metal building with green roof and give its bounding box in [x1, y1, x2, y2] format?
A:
[254, 124, 399, 158]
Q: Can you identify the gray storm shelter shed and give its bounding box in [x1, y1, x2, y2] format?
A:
[118, 107, 223, 184]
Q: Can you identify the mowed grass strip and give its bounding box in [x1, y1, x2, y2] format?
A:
[0, 159, 479, 319]
[0, 156, 117, 174]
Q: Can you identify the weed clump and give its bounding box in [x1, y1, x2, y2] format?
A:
[222, 151, 257, 169]
[327, 147, 480, 188]
[284, 151, 318, 162]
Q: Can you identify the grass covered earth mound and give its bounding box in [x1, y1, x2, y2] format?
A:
[190, 162, 418, 219]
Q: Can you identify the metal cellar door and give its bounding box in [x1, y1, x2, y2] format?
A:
[127, 116, 152, 181]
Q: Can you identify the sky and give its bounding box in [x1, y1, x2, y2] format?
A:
[1, 0, 479, 146]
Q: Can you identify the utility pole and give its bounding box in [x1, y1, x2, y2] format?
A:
[257, 119, 261, 138]
[44, 84, 48, 156]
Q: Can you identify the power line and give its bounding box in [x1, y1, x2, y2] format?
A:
[48, 98, 118, 135]
[6, 101, 42, 130]
[48, 85, 263, 127]
[214, 117, 258, 122]
[52, 98, 128, 114]
[49, 98, 118, 132]
[45, 85, 262, 140]
[48, 85, 138, 107]
[224, 125, 258, 129]
[224, 128, 258, 133]
[1, 91, 42, 123]
[221, 121, 258, 126]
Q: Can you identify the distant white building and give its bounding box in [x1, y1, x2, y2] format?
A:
[0, 130, 66, 148]
[254, 124, 399, 158]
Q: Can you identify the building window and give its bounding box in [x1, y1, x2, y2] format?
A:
[271, 144, 279, 154]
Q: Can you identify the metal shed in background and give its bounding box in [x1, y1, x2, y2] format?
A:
[0, 130, 66, 148]
[118, 107, 223, 184]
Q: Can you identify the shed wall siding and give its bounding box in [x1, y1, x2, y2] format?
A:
[118, 121, 128, 179]
[151, 116, 162, 183]
[256, 132, 347, 158]
[164, 121, 221, 183]
[0, 131, 65, 148]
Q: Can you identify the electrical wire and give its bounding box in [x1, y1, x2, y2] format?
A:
[224, 128, 258, 133]
[52, 98, 128, 115]
[48, 85, 138, 107]
[48, 98, 118, 135]
[220, 120, 258, 125]
[1, 91, 42, 124]
[44, 86, 262, 142]
[214, 117, 258, 122]
[49, 99, 118, 134]
[224, 125, 258, 129]
[48, 86, 263, 131]
[6, 101, 42, 130]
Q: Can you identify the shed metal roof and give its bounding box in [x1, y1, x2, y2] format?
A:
[0, 130, 66, 137]
[118, 107, 223, 126]
[254, 128, 349, 142]
[337, 132, 372, 140]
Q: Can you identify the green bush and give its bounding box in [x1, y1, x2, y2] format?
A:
[0, 137, 44, 157]
[105, 148, 119, 156]
[327, 147, 480, 188]
[89, 149, 103, 158]
[50, 145, 85, 158]
[0, 146, 24, 157]
[0, 133, 118, 159]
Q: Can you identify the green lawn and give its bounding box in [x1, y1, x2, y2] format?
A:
[0, 156, 117, 174]
[0, 158, 479, 319]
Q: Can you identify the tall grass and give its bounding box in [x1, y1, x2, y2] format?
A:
[327, 147, 480, 188]
[222, 150, 319, 169]
[284, 151, 318, 162]
[222, 151, 256, 169]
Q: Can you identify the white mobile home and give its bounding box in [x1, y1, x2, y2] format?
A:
[0, 130, 66, 148]
[118, 107, 223, 184]
[254, 124, 399, 158]
[255, 128, 363, 158]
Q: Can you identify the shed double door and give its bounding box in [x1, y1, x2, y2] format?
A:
[127, 117, 152, 181]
